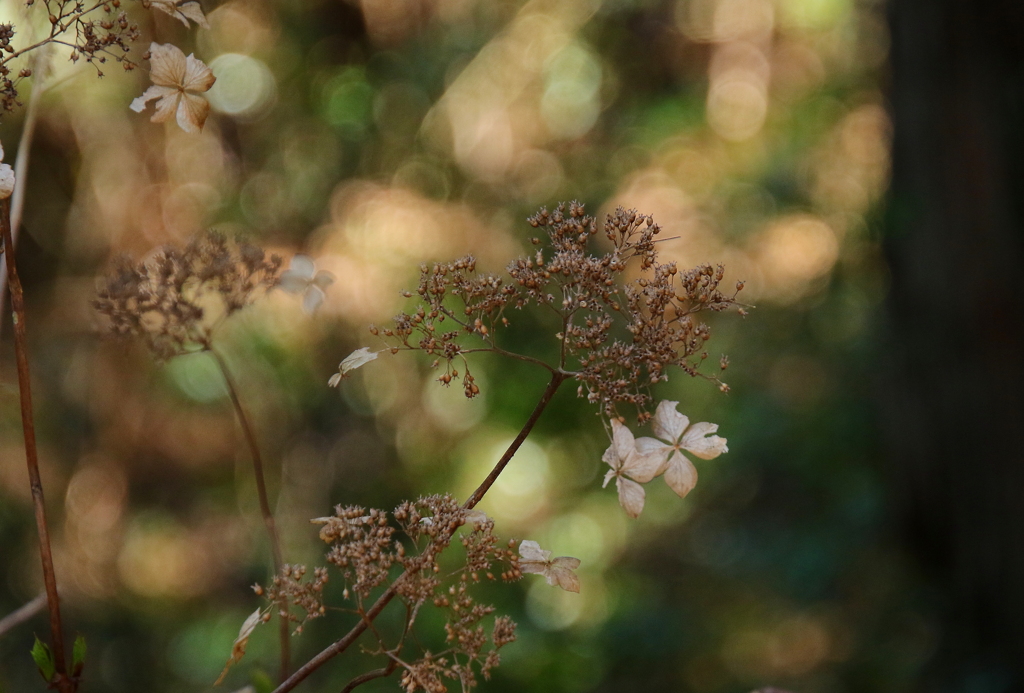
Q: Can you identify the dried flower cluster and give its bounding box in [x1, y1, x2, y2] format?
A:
[255, 496, 578, 692]
[93, 232, 281, 359]
[130, 42, 216, 133]
[356, 202, 743, 420]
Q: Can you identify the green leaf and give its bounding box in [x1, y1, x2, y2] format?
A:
[72, 635, 87, 676]
[30, 636, 55, 683]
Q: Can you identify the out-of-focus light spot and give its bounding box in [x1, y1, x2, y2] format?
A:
[512, 149, 565, 203]
[66, 462, 127, 538]
[541, 42, 602, 139]
[166, 352, 227, 403]
[707, 77, 768, 142]
[162, 183, 220, 239]
[118, 516, 212, 598]
[460, 435, 549, 525]
[203, 1, 279, 55]
[360, 0, 429, 46]
[752, 215, 839, 300]
[713, 0, 774, 42]
[450, 102, 515, 181]
[778, 0, 851, 29]
[526, 578, 585, 630]
[207, 53, 276, 119]
[423, 372, 488, 432]
[767, 615, 831, 675]
[544, 512, 607, 566]
[769, 354, 829, 407]
[322, 68, 375, 136]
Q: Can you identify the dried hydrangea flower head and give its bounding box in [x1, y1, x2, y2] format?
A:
[602, 419, 664, 518]
[93, 232, 281, 359]
[364, 202, 742, 420]
[634, 400, 728, 498]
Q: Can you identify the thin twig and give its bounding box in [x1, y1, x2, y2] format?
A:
[1, 198, 74, 693]
[339, 660, 398, 693]
[0, 593, 46, 639]
[270, 371, 567, 693]
[208, 347, 290, 681]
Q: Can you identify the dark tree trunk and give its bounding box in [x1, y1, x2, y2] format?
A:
[885, 0, 1024, 690]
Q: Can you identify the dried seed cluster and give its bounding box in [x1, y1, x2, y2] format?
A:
[266, 496, 520, 693]
[93, 232, 281, 359]
[377, 202, 743, 420]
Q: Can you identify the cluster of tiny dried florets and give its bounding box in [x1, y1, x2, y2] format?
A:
[373, 202, 743, 420]
[93, 232, 281, 359]
[265, 496, 520, 693]
[256, 564, 328, 635]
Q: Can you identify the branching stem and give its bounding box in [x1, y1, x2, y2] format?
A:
[1, 198, 75, 693]
[208, 347, 290, 681]
[270, 370, 567, 693]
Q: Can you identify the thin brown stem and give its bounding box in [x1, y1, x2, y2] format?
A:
[270, 371, 567, 693]
[1, 198, 74, 693]
[339, 660, 398, 693]
[208, 347, 290, 681]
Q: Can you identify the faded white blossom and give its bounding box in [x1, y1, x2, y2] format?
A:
[328, 347, 380, 387]
[130, 43, 216, 133]
[518, 540, 580, 593]
[279, 255, 335, 314]
[148, 0, 209, 28]
[635, 401, 728, 499]
[602, 419, 663, 518]
[0, 141, 14, 200]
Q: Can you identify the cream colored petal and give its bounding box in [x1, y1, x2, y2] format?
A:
[610, 419, 636, 464]
[148, 42, 187, 88]
[616, 476, 646, 519]
[652, 400, 689, 443]
[286, 255, 317, 280]
[177, 1, 210, 28]
[664, 453, 698, 498]
[215, 608, 262, 685]
[548, 565, 580, 593]
[176, 91, 211, 133]
[463, 509, 491, 528]
[551, 556, 581, 571]
[634, 436, 672, 476]
[518, 539, 551, 564]
[0, 141, 5, 161]
[151, 92, 182, 124]
[601, 439, 620, 471]
[182, 53, 216, 93]
[340, 347, 379, 375]
[150, 0, 190, 26]
[130, 84, 176, 113]
[278, 271, 312, 294]
[623, 447, 664, 484]
[681, 422, 728, 460]
[302, 286, 325, 314]
[328, 372, 342, 387]
[0, 163, 14, 200]
[602, 468, 616, 488]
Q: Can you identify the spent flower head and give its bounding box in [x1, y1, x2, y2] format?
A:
[602, 419, 664, 518]
[278, 254, 335, 314]
[517, 540, 581, 593]
[93, 232, 281, 359]
[635, 400, 728, 498]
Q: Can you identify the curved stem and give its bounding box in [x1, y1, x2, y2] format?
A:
[1, 199, 74, 693]
[270, 371, 567, 693]
[208, 347, 290, 681]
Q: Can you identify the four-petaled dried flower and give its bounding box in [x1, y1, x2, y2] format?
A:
[635, 401, 728, 498]
[279, 255, 335, 314]
[215, 608, 262, 685]
[148, 0, 209, 28]
[328, 347, 379, 386]
[602, 420, 663, 518]
[130, 42, 216, 133]
[0, 140, 13, 200]
[518, 540, 581, 593]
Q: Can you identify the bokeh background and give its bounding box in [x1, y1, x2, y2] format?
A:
[1, 0, 1020, 691]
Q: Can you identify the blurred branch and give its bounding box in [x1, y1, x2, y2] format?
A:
[1, 198, 75, 693]
[208, 347, 290, 681]
[271, 371, 566, 693]
[0, 593, 46, 639]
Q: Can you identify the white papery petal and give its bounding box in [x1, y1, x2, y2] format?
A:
[287, 255, 316, 278]
[0, 163, 14, 200]
[610, 419, 636, 464]
[340, 347, 378, 374]
[549, 564, 581, 593]
[148, 42, 187, 88]
[634, 436, 672, 476]
[130, 84, 176, 113]
[176, 91, 210, 133]
[652, 400, 689, 443]
[182, 53, 216, 93]
[519, 540, 551, 563]
[616, 477, 646, 518]
[278, 270, 311, 294]
[177, 1, 210, 28]
[328, 372, 342, 387]
[312, 270, 336, 289]
[623, 447, 663, 484]
[302, 286, 326, 314]
[681, 422, 728, 460]
[664, 453, 698, 498]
